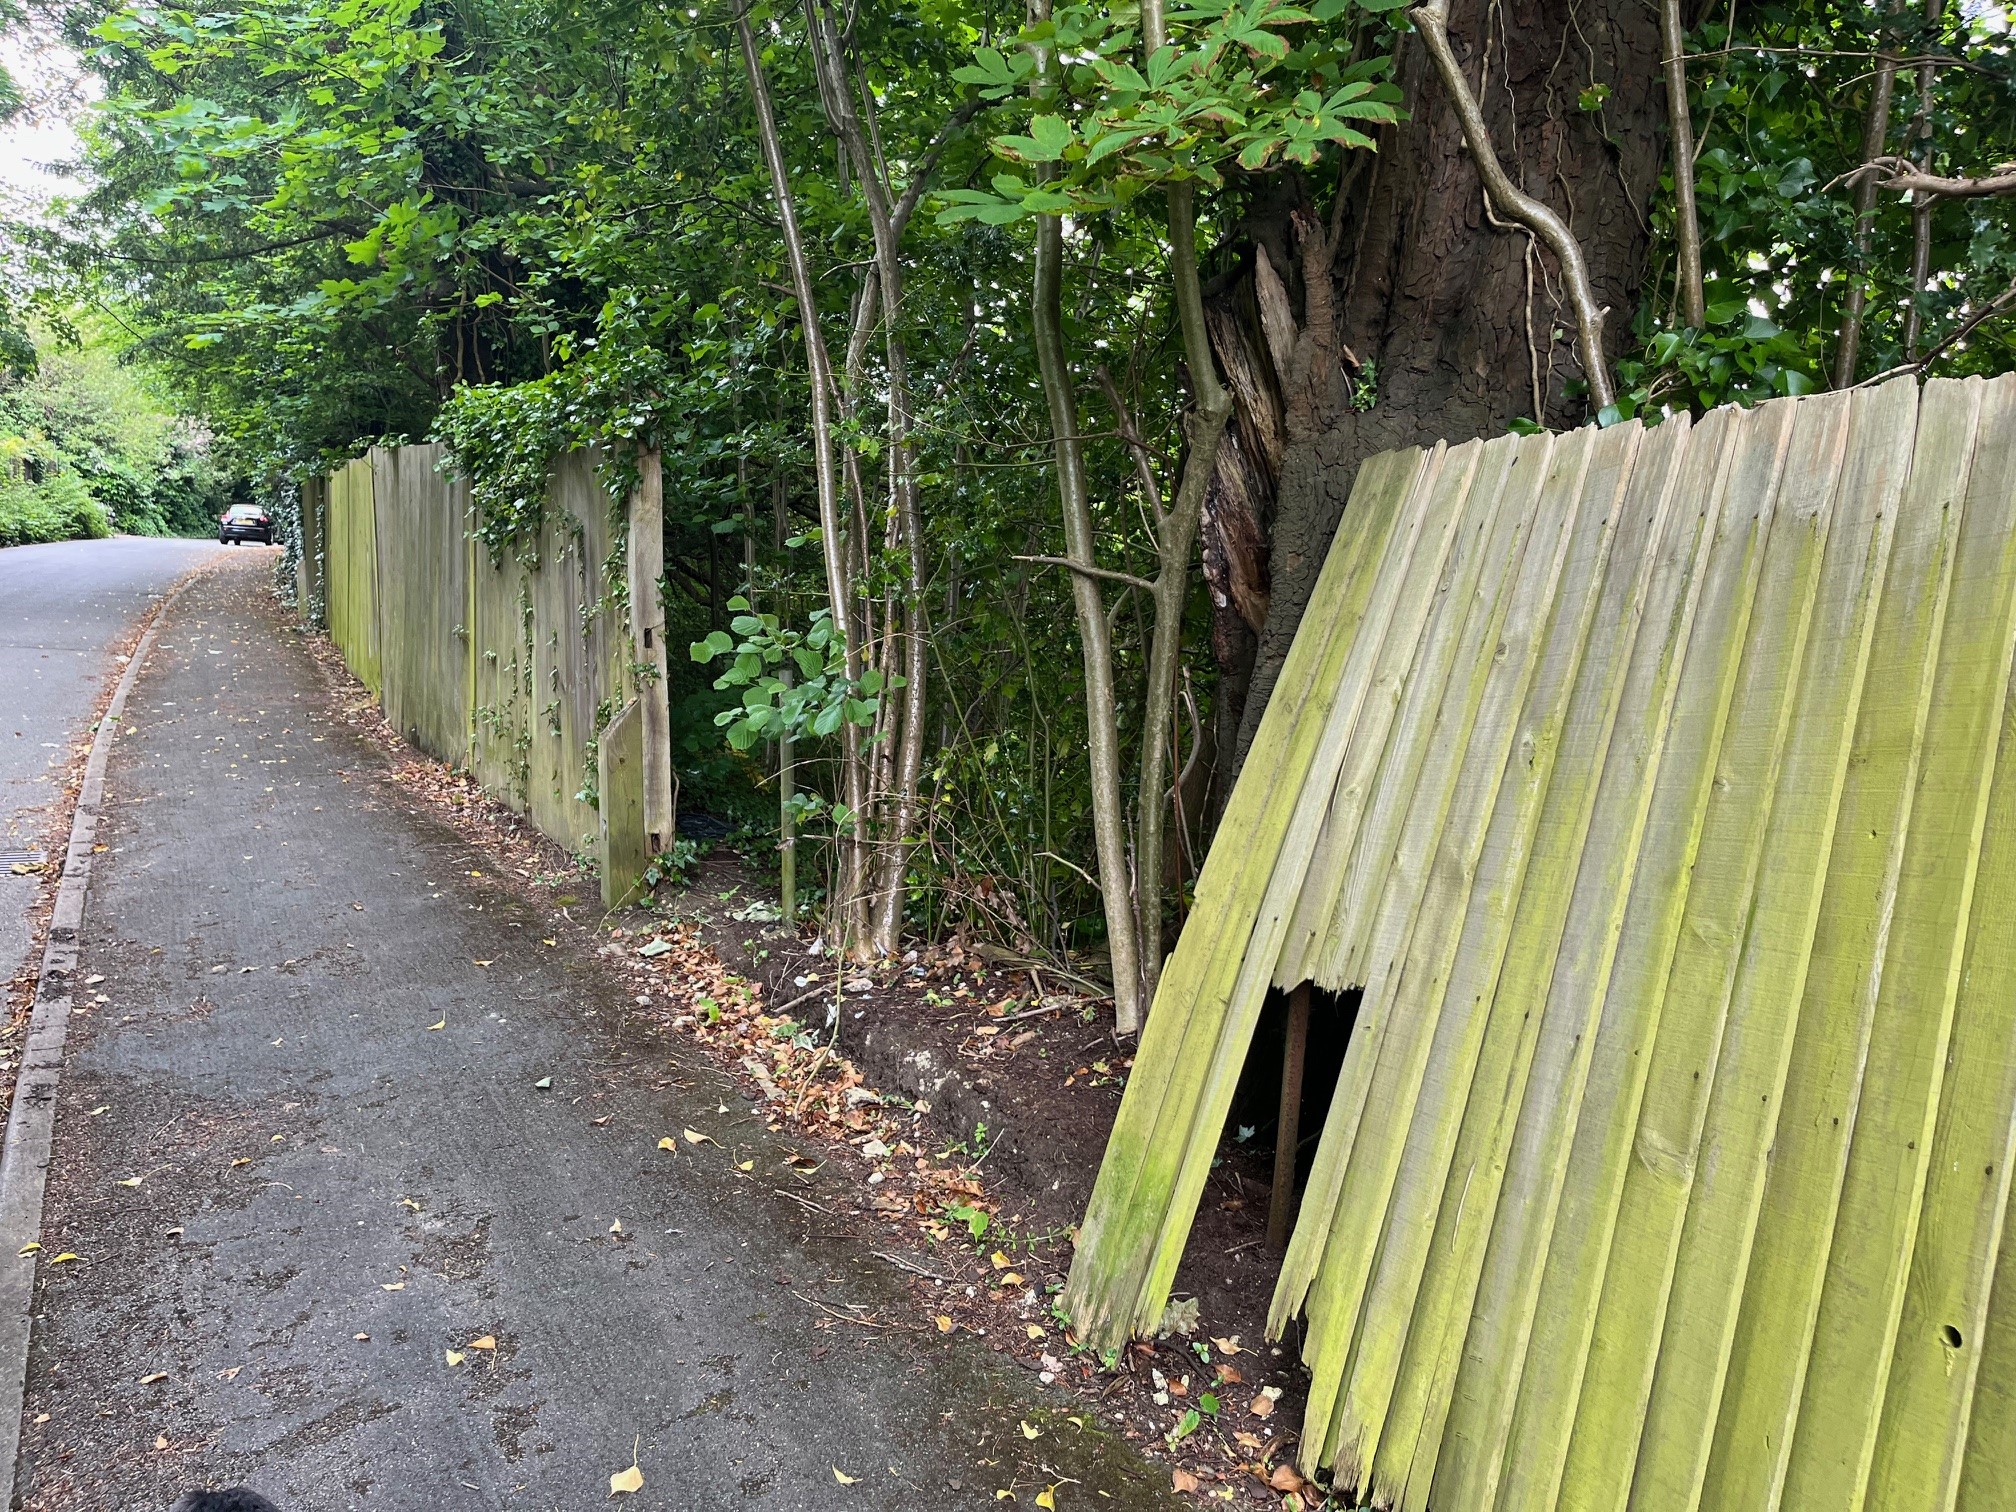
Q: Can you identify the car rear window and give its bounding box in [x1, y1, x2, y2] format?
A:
[227, 506, 262, 519]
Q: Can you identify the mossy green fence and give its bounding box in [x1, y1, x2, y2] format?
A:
[298, 444, 672, 902]
[1067, 375, 2016, 1509]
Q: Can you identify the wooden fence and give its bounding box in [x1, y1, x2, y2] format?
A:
[1067, 374, 2016, 1509]
[295, 444, 672, 904]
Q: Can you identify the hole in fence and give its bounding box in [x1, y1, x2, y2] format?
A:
[1228, 982, 1361, 1240]
[1942, 1323, 1964, 1350]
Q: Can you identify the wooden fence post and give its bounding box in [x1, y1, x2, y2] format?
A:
[628, 450, 676, 855]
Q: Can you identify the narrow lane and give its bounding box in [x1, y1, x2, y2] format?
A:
[16, 553, 1172, 1510]
[0, 536, 228, 987]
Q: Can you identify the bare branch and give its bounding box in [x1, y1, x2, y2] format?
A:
[1410, 0, 1616, 411]
[1013, 555, 1158, 595]
[1835, 155, 2016, 200]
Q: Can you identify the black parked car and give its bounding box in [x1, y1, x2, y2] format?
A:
[218, 504, 274, 545]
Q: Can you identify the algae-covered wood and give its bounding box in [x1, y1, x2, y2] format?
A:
[1064, 375, 2016, 1507]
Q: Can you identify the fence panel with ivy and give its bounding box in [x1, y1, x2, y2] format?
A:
[302, 443, 656, 873]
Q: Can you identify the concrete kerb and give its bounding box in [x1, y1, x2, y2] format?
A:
[0, 568, 199, 1508]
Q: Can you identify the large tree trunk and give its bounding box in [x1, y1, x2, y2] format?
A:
[1221, 0, 1666, 771]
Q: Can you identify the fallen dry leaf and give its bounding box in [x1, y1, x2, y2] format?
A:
[1268, 1464, 1307, 1494]
[936, 1315, 954, 1333]
[656, 1137, 677, 1152]
[1172, 1468, 1200, 1494]
[832, 1467, 859, 1486]
[138, 1372, 167, 1385]
[427, 1019, 446, 1031]
[16, 1243, 38, 1257]
[153, 1434, 168, 1451]
[682, 1129, 715, 1146]
[381, 1282, 405, 1292]
[445, 1350, 465, 1367]
[469, 1335, 497, 1351]
[1035, 1488, 1057, 1510]
[1249, 1393, 1275, 1419]
[1211, 1335, 1242, 1356]
[50, 1253, 80, 1265]
[609, 1461, 644, 1497]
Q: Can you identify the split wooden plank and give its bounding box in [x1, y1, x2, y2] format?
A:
[1127, 438, 1489, 1339]
[1432, 399, 1783, 1512]
[1272, 435, 1558, 1328]
[1867, 383, 2016, 1511]
[1698, 376, 1972, 1509]
[1628, 380, 1911, 1510]
[1323, 420, 1650, 1489]
[1286, 428, 1601, 1462]
[1781, 375, 2015, 1507]
[1063, 444, 1430, 1346]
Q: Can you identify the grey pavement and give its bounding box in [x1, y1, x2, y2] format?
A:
[14, 553, 1174, 1510]
[0, 536, 228, 989]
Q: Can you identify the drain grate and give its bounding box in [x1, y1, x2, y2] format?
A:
[0, 850, 48, 870]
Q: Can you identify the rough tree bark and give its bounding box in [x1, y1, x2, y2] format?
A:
[1221, 0, 1666, 774]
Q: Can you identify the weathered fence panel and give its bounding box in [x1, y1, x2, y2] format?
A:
[325, 457, 379, 697]
[372, 443, 472, 763]
[1065, 375, 2016, 1509]
[297, 444, 667, 883]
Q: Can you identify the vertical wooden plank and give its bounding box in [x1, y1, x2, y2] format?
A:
[1623, 384, 1907, 1510]
[1781, 375, 2014, 1508]
[1381, 404, 1719, 1512]
[1427, 400, 1778, 1512]
[597, 698, 647, 909]
[1352, 414, 1691, 1507]
[1956, 1147, 2016, 1508]
[1553, 391, 1807, 1512]
[1552, 389, 1823, 1504]
[1271, 434, 1555, 1328]
[1323, 420, 1645, 1488]
[1065, 446, 1429, 1346]
[628, 450, 675, 855]
[1868, 381, 2016, 1511]
[1699, 377, 1968, 1510]
[1285, 427, 1601, 1463]
[1277, 435, 1517, 989]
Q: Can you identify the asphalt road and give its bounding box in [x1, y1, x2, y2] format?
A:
[0, 536, 228, 992]
[14, 553, 1176, 1510]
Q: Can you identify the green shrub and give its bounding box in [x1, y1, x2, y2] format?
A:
[0, 471, 112, 547]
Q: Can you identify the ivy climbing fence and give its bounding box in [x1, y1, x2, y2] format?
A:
[294, 443, 673, 905]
